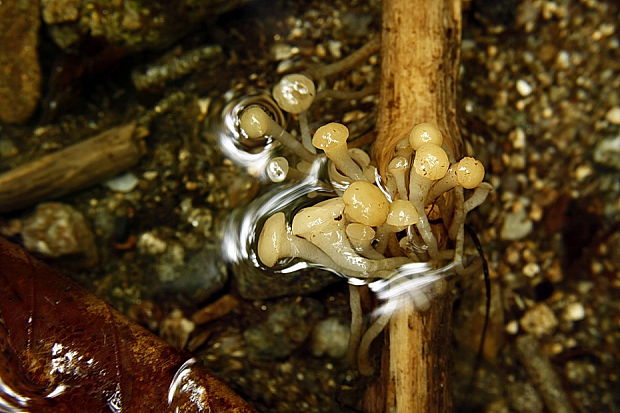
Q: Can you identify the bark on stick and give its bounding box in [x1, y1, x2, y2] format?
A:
[367, 1, 463, 412]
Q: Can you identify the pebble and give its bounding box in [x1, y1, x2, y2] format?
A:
[523, 262, 540, 277]
[105, 172, 139, 193]
[137, 231, 168, 254]
[520, 303, 558, 336]
[310, 318, 350, 359]
[516, 79, 533, 97]
[155, 244, 228, 305]
[270, 43, 298, 61]
[21, 202, 98, 265]
[501, 210, 533, 240]
[244, 298, 324, 361]
[606, 107, 620, 125]
[593, 134, 620, 170]
[0, 138, 18, 158]
[563, 302, 586, 322]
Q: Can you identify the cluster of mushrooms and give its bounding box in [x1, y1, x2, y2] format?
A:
[234, 59, 491, 373]
[239, 72, 490, 281]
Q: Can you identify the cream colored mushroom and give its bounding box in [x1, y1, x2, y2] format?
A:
[272, 74, 316, 114]
[408, 143, 449, 258]
[346, 223, 384, 260]
[239, 105, 315, 162]
[426, 156, 485, 203]
[257, 212, 342, 268]
[375, 200, 419, 253]
[291, 198, 409, 275]
[342, 181, 390, 227]
[387, 156, 410, 200]
[312, 123, 363, 181]
[409, 122, 443, 150]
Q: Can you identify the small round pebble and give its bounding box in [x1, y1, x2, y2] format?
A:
[605, 106, 620, 125]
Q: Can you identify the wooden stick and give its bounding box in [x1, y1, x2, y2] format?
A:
[366, 1, 463, 412]
[0, 123, 143, 213]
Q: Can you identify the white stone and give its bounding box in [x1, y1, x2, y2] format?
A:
[523, 262, 540, 277]
[105, 172, 139, 193]
[564, 302, 585, 321]
[520, 303, 558, 336]
[516, 79, 533, 96]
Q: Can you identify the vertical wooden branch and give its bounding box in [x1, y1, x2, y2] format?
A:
[368, 1, 463, 412]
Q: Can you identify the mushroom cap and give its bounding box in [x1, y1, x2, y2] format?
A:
[409, 123, 443, 150]
[239, 106, 273, 139]
[342, 181, 389, 227]
[456, 157, 485, 189]
[345, 222, 376, 243]
[413, 143, 450, 180]
[386, 200, 419, 226]
[267, 157, 289, 182]
[312, 122, 349, 150]
[272, 74, 316, 114]
[292, 198, 345, 237]
[388, 156, 410, 172]
[258, 212, 287, 267]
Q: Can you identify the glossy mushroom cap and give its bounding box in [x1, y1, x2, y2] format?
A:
[456, 157, 485, 189]
[257, 212, 287, 267]
[272, 74, 316, 114]
[266, 157, 289, 182]
[342, 181, 389, 227]
[413, 143, 450, 180]
[239, 106, 272, 139]
[312, 122, 349, 150]
[409, 122, 443, 150]
[386, 200, 419, 227]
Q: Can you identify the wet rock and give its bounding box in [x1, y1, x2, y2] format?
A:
[310, 317, 350, 359]
[42, 0, 254, 52]
[501, 209, 533, 240]
[21, 202, 98, 266]
[593, 134, 620, 170]
[244, 298, 324, 361]
[519, 303, 558, 336]
[0, 0, 41, 123]
[105, 172, 139, 193]
[155, 243, 228, 306]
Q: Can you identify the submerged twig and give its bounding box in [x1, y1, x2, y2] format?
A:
[0, 123, 143, 213]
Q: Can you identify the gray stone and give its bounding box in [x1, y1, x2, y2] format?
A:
[244, 298, 324, 361]
[501, 210, 533, 240]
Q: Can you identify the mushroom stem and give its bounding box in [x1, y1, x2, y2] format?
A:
[425, 163, 458, 203]
[464, 182, 493, 214]
[298, 111, 314, 153]
[346, 284, 364, 365]
[408, 174, 438, 257]
[313, 123, 364, 181]
[388, 156, 410, 200]
[346, 223, 385, 260]
[357, 310, 391, 376]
